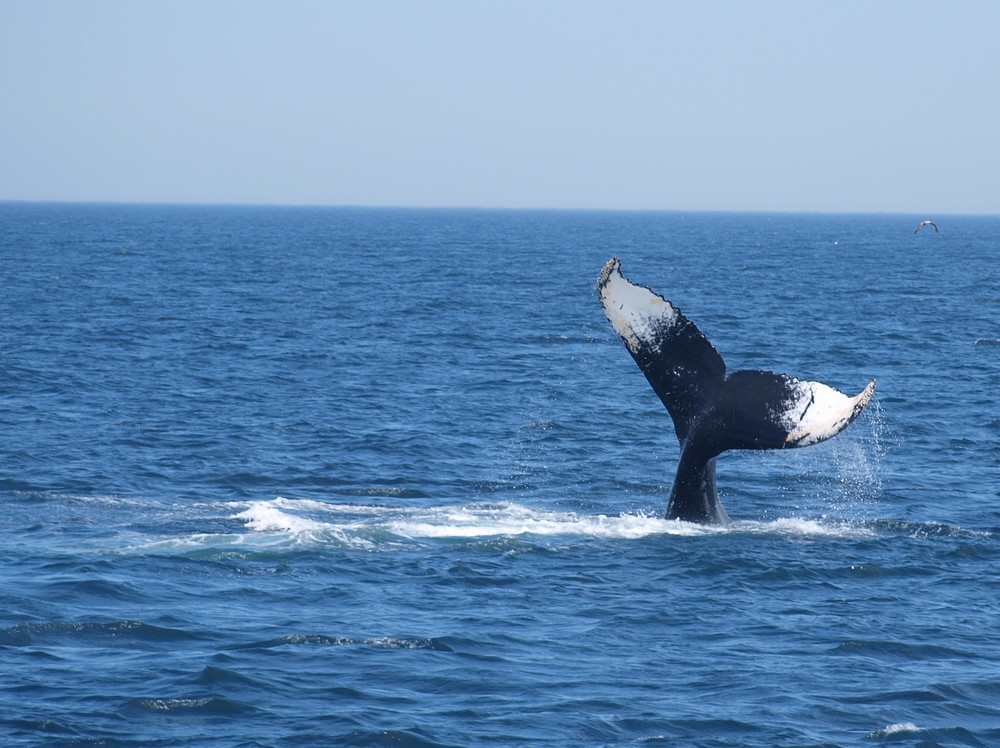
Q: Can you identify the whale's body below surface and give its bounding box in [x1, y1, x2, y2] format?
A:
[598, 257, 876, 524]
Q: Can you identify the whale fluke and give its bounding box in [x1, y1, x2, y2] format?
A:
[914, 220, 938, 233]
[598, 257, 875, 524]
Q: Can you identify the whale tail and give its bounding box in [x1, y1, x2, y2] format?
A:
[598, 257, 875, 523]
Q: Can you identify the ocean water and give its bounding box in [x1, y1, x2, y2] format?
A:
[1, 203, 998, 747]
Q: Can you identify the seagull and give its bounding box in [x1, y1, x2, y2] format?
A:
[914, 220, 939, 234]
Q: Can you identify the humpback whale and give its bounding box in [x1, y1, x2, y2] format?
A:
[598, 258, 875, 524]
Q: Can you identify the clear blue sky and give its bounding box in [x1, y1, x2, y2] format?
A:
[2, 1, 998, 213]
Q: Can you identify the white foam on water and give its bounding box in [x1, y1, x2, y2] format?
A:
[234, 502, 328, 533]
[133, 533, 253, 553]
[385, 505, 709, 540]
[868, 722, 923, 738]
[125, 499, 376, 554]
[118, 497, 880, 556]
[13, 490, 147, 507]
[224, 499, 874, 545]
[732, 516, 875, 538]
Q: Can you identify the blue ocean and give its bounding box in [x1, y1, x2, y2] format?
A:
[1, 203, 998, 747]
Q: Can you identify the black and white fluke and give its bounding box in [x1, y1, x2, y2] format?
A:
[598, 257, 876, 524]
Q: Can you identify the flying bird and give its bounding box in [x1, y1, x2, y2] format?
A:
[914, 220, 939, 234]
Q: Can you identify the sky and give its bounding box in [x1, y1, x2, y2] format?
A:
[2, 1, 999, 213]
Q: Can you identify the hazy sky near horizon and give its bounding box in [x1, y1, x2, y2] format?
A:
[2, 1, 998, 213]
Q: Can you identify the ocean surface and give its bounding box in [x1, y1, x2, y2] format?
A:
[1, 203, 998, 747]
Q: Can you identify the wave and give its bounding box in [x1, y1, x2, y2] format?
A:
[128, 499, 877, 556]
[233, 498, 878, 542]
[122, 697, 258, 717]
[862, 518, 988, 538]
[0, 620, 204, 647]
[867, 722, 988, 745]
[868, 722, 923, 739]
[228, 634, 453, 651]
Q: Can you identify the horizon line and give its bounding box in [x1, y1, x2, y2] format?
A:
[0, 198, 993, 219]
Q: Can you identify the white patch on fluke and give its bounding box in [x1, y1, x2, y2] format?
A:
[781, 378, 876, 447]
[598, 257, 679, 354]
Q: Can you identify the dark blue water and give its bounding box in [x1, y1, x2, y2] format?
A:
[1, 203, 998, 747]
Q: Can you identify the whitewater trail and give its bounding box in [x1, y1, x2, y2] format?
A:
[187, 498, 876, 550]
